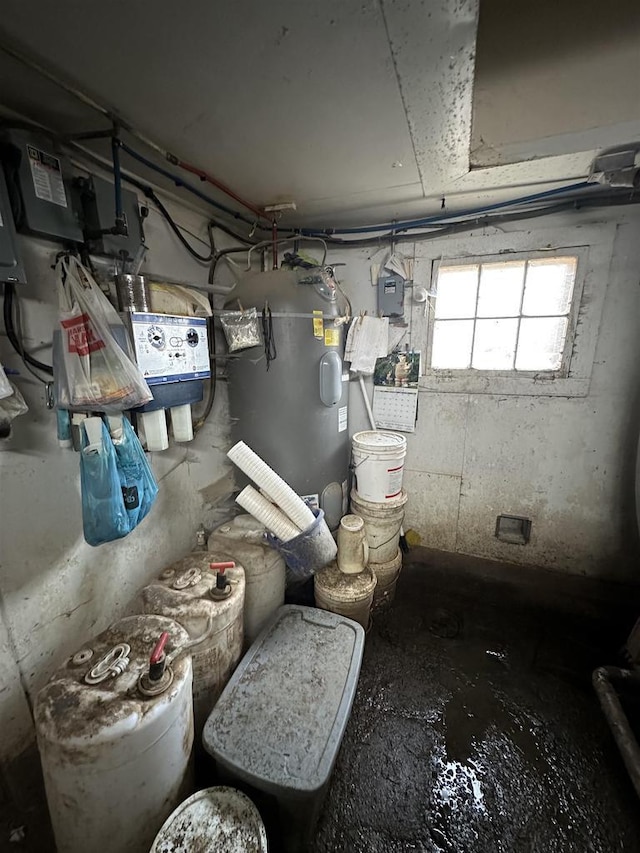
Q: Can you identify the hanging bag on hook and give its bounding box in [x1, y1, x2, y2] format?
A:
[80, 418, 130, 546]
[56, 255, 152, 411]
[109, 415, 158, 530]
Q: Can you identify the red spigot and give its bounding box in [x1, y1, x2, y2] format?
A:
[149, 631, 169, 682]
[210, 561, 235, 591]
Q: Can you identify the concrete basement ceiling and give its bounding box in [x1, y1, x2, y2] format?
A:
[0, 0, 636, 227]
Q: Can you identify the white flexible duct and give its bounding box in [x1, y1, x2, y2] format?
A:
[228, 441, 315, 530]
[236, 486, 301, 542]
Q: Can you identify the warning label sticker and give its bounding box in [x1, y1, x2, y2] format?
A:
[27, 145, 68, 208]
[324, 328, 339, 347]
[313, 309, 324, 339]
[338, 405, 348, 433]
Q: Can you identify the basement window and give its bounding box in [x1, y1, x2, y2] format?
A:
[429, 254, 579, 373]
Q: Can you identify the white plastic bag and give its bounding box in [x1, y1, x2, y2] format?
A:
[56, 256, 152, 411]
[0, 364, 12, 400]
[0, 381, 28, 440]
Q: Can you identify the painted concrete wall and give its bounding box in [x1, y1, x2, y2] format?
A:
[0, 191, 234, 760]
[334, 206, 640, 583]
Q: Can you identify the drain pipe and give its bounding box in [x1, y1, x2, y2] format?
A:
[592, 666, 640, 798]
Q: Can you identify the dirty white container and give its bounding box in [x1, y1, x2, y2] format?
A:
[203, 605, 364, 853]
[140, 554, 245, 734]
[350, 488, 408, 564]
[150, 786, 268, 853]
[352, 430, 407, 502]
[209, 515, 285, 644]
[371, 548, 403, 612]
[337, 514, 369, 574]
[314, 562, 377, 630]
[35, 615, 194, 853]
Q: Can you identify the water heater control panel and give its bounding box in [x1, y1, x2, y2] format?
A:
[130, 313, 210, 385]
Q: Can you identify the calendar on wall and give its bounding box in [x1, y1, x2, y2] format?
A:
[372, 352, 420, 432]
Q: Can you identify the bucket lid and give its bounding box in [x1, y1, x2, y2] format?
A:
[352, 430, 407, 451]
[314, 562, 377, 601]
[150, 787, 267, 853]
[351, 488, 408, 512]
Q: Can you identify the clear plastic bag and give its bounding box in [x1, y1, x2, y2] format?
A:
[80, 419, 130, 546]
[0, 381, 28, 440]
[0, 364, 12, 400]
[56, 256, 152, 412]
[219, 307, 262, 352]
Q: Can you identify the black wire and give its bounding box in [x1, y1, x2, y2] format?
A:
[261, 304, 276, 371]
[315, 192, 640, 249]
[118, 174, 214, 262]
[3, 284, 54, 375]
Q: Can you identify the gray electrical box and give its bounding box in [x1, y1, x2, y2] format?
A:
[378, 273, 405, 318]
[0, 128, 83, 243]
[0, 167, 26, 284]
[77, 174, 143, 258]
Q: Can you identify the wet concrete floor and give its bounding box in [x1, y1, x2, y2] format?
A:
[3, 549, 640, 852]
[311, 549, 640, 853]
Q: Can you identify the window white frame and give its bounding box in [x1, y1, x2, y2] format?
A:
[428, 249, 585, 376]
[410, 223, 616, 397]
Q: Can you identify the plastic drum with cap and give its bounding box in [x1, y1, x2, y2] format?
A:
[139, 554, 245, 735]
[150, 786, 268, 852]
[35, 615, 194, 853]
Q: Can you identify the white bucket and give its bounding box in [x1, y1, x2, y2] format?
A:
[314, 563, 377, 630]
[350, 489, 408, 564]
[371, 548, 402, 612]
[352, 430, 407, 502]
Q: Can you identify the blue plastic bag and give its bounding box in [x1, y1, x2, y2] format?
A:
[111, 416, 158, 529]
[80, 420, 130, 546]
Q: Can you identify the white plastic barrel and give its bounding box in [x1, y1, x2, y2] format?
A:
[350, 488, 408, 564]
[150, 786, 268, 852]
[140, 554, 245, 734]
[35, 615, 193, 853]
[352, 430, 407, 502]
[314, 562, 377, 630]
[371, 548, 403, 612]
[209, 515, 285, 644]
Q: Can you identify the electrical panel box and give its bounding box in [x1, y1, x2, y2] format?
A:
[77, 174, 143, 259]
[378, 273, 405, 318]
[0, 167, 26, 284]
[0, 128, 83, 243]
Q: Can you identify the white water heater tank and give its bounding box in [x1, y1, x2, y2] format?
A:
[34, 615, 194, 853]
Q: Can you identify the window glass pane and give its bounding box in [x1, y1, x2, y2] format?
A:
[432, 320, 474, 368]
[515, 317, 568, 370]
[477, 261, 525, 317]
[435, 265, 479, 319]
[522, 257, 577, 316]
[472, 319, 518, 370]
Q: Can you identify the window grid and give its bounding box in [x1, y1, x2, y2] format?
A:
[431, 256, 577, 372]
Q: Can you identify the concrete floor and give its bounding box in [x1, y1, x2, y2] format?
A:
[311, 548, 640, 853]
[3, 548, 640, 852]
